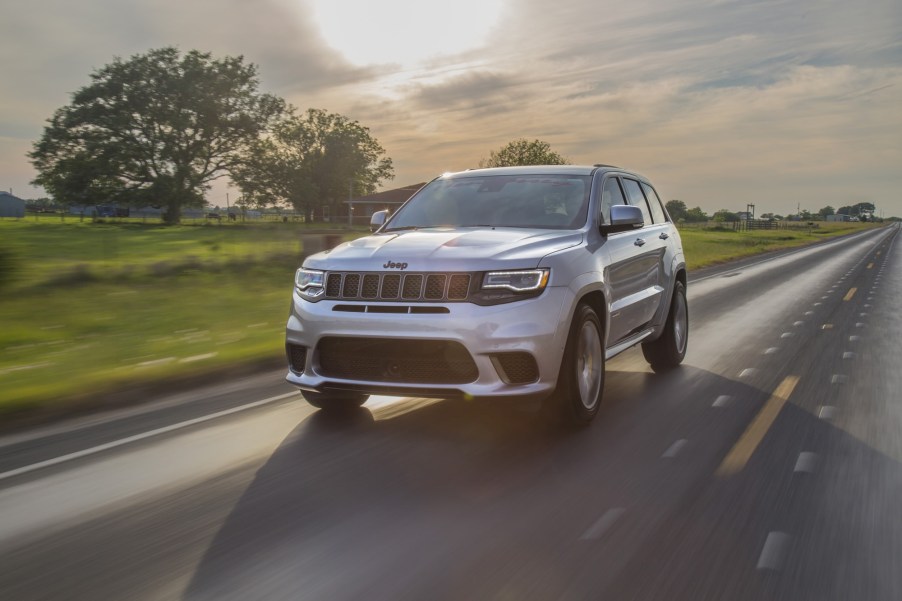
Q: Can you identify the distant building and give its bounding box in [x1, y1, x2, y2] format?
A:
[0, 191, 25, 218]
[344, 183, 427, 225]
[826, 214, 850, 222]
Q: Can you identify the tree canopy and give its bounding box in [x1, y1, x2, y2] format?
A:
[232, 108, 394, 222]
[665, 200, 688, 221]
[29, 47, 285, 223]
[479, 139, 569, 167]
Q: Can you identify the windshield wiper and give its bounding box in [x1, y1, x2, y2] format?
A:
[384, 225, 421, 232]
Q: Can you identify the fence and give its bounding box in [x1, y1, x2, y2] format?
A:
[677, 220, 819, 232]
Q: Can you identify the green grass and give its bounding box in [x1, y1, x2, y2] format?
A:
[679, 222, 880, 270]
[0, 217, 882, 417]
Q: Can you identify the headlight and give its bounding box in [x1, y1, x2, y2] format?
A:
[482, 269, 549, 292]
[295, 268, 325, 299]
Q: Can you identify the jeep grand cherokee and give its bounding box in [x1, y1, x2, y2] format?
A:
[285, 165, 687, 424]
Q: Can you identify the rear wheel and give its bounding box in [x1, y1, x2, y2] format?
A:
[548, 303, 605, 425]
[301, 390, 369, 411]
[642, 280, 688, 371]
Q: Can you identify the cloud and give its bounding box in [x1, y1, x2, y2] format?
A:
[2, 0, 901, 215]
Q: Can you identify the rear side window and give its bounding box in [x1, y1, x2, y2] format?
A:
[621, 179, 652, 226]
[600, 177, 626, 224]
[641, 182, 668, 224]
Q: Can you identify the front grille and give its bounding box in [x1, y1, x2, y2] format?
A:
[323, 272, 472, 303]
[287, 344, 308, 374]
[492, 352, 539, 384]
[316, 337, 479, 384]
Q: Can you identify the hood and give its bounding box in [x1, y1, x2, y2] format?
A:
[303, 228, 583, 272]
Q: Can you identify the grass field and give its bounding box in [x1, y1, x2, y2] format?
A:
[678, 222, 879, 270]
[0, 217, 881, 417]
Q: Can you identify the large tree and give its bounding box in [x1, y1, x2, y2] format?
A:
[29, 47, 285, 224]
[233, 108, 394, 222]
[665, 199, 688, 221]
[479, 138, 569, 167]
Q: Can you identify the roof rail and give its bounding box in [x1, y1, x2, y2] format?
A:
[593, 163, 619, 168]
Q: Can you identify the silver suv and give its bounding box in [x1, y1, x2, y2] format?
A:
[285, 165, 687, 424]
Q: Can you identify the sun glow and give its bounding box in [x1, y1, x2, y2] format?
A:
[309, 0, 504, 67]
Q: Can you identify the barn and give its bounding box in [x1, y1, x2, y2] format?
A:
[0, 191, 26, 218]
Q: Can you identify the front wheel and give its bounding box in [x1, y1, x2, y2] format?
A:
[642, 280, 688, 371]
[301, 390, 369, 411]
[547, 303, 605, 425]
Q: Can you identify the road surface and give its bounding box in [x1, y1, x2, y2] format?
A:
[1, 224, 900, 600]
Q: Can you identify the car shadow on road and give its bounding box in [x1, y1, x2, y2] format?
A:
[180, 363, 902, 601]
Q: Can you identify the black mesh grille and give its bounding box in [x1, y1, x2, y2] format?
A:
[402, 275, 423, 299]
[361, 275, 380, 298]
[493, 352, 539, 384]
[326, 274, 342, 297]
[425, 275, 446, 300]
[317, 337, 478, 384]
[448, 275, 471, 300]
[287, 344, 308, 374]
[322, 272, 471, 302]
[342, 273, 360, 297]
[381, 274, 401, 299]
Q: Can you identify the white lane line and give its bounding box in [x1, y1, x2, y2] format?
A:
[831, 374, 848, 384]
[661, 439, 688, 459]
[794, 452, 818, 474]
[855, 322, 866, 328]
[757, 532, 790, 570]
[818, 405, 837, 420]
[764, 347, 780, 355]
[843, 352, 856, 360]
[780, 332, 794, 339]
[813, 302, 822, 306]
[0, 391, 300, 482]
[793, 321, 804, 327]
[849, 335, 861, 342]
[739, 368, 758, 378]
[713, 395, 732, 408]
[804, 311, 814, 316]
[581, 508, 626, 541]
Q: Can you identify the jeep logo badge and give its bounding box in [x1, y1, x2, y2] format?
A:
[383, 261, 408, 270]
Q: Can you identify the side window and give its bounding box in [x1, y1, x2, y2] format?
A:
[641, 182, 668, 224]
[600, 177, 626, 224]
[622, 178, 652, 226]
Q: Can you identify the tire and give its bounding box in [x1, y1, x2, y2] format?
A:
[301, 390, 369, 411]
[547, 303, 605, 425]
[642, 280, 688, 371]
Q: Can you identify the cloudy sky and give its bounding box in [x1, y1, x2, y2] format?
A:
[2, 0, 900, 216]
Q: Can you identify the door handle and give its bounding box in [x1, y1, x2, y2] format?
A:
[634, 238, 646, 247]
[659, 232, 669, 240]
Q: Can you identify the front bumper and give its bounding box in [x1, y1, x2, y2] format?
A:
[285, 287, 573, 399]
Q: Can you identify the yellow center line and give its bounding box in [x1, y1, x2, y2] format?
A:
[867, 263, 874, 269]
[715, 376, 800, 477]
[843, 287, 857, 301]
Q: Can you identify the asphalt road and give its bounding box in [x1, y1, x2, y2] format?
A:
[1, 224, 900, 601]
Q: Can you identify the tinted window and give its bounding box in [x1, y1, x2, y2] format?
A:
[641, 182, 668, 224]
[385, 174, 592, 230]
[600, 177, 626, 224]
[622, 178, 651, 226]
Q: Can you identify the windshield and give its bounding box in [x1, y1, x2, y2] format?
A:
[384, 174, 592, 231]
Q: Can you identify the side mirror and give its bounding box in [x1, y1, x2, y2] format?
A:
[599, 204, 644, 235]
[370, 210, 388, 232]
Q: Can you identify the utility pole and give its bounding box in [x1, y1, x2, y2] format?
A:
[348, 179, 354, 227]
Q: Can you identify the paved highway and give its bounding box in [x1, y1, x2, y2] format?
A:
[1, 224, 900, 600]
